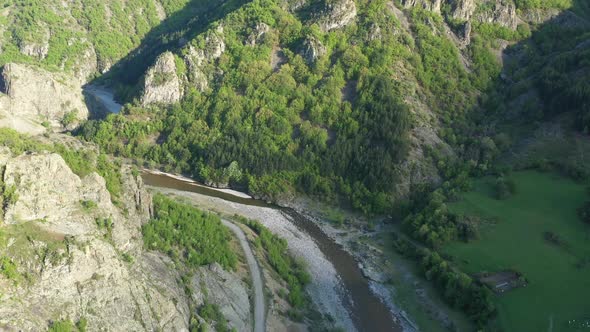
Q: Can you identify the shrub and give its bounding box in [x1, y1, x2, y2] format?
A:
[494, 176, 516, 200]
[75, 318, 87, 332]
[240, 217, 310, 308]
[2, 184, 19, 209]
[0, 256, 19, 281]
[198, 303, 229, 332]
[80, 200, 97, 211]
[48, 320, 75, 332]
[61, 111, 78, 128]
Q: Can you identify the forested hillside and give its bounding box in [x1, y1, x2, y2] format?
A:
[0, 0, 196, 77]
[1, 0, 587, 213]
[74, 0, 589, 217]
[77, 0, 489, 212]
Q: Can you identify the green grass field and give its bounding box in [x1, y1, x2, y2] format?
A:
[445, 170, 590, 332]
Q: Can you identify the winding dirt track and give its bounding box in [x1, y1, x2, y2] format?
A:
[221, 219, 266, 332]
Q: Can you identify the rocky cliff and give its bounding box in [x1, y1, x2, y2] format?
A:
[141, 52, 183, 106]
[184, 26, 227, 92]
[316, 0, 358, 32]
[0, 64, 89, 135]
[0, 138, 252, 331]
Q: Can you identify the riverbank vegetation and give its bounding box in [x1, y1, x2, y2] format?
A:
[237, 216, 310, 310]
[143, 193, 237, 270]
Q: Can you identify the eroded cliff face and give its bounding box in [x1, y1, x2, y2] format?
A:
[401, 0, 443, 13]
[0, 64, 89, 135]
[0, 149, 187, 330]
[141, 52, 183, 106]
[0, 143, 252, 331]
[184, 26, 227, 93]
[474, 0, 518, 29]
[400, 0, 519, 28]
[316, 0, 358, 32]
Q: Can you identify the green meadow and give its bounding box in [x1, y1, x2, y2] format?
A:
[445, 171, 590, 332]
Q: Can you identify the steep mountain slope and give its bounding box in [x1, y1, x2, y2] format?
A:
[0, 131, 261, 331]
[0, 0, 170, 76]
[79, 0, 587, 214]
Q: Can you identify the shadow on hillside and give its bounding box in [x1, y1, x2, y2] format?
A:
[473, 0, 589, 126]
[90, 0, 247, 89]
[468, 0, 590, 185]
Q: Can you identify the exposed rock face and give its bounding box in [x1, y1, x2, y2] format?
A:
[300, 36, 327, 64]
[184, 27, 226, 92]
[449, 0, 477, 21]
[401, 0, 442, 13]
[519, 8, 560, 24]
[458, 21, 472, 45]
[0, 151, 190, 331]
[4, 154, 96, 227]
[74, 44, 99, 82]
[19, 41, 49, 60]
[141, 52, 182, 106]
[400, 0, 517, 30]
[0, 63, 89, 134]
[247, 23, 270, 46]
[369, 23, 383, 41]
[474, 0, 518, 29]
[317, 0, 357, 32]
[192, 263, 252, 332]
[18, 29, 50, 60]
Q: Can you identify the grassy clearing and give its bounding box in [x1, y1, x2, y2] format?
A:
[445, 170, 590, 331]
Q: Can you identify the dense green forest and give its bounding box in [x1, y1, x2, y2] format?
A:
[78, 0, 510, 215]
[143, 193, 237, 270]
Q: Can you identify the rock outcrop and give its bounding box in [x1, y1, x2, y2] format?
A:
[300, 36, 327, 64]
[474, 0, 518, 29]
[400, 0, 518, 30]
[247, 23, 270, 46]
[184, 26, 226, 92]
[141, 52, 183, 106]
[19, 40, 49, 60]
[0, 63, 89, 134]
[401, 0, 442, 13]
[192, 263, 252, 332]
[317, 0, 357, 32]
[0, 151, 190, 330]
[18, 28, 50, 60]
[519, 8, 560, 24]
[449, 0, 477, 21]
